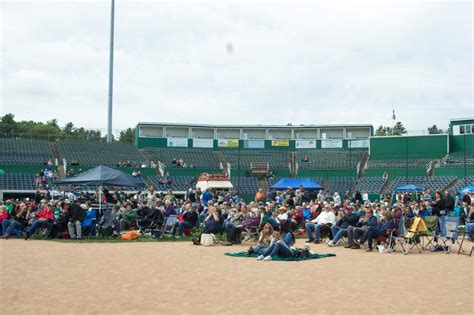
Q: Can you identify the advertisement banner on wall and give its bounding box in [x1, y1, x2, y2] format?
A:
[321, 139, 343, 148]
[218, 139, 239, 148]
[167, 137, 188, 147]
[243, 140, 265, 149]
[193, 139, 214, 148]
[271, 140, 290, 147]
[295, 140, 316, 149]
[349, 139, 369, 148]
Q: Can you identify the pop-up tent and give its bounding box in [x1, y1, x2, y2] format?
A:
[460, 186, 474, 194]
[271, 178, 322, 190]
[196, 180, 233, 191]
[54, 165, 145, 187]
[393, 184, 424, 192]
[54, 165, 145, 209]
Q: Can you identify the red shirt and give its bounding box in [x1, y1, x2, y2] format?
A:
[36, 207, 54, 220]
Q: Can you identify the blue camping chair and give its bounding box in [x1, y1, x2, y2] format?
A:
[81, 209, 97, 237]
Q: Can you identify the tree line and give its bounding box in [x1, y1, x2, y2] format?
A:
[0, 113, 134, 143]
[374, 122, 445, 136]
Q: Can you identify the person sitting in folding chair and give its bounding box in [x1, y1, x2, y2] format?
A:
[327, 205, 358, 247]
[345, 208, 377, 249]
[365, 211, 395, 252]
[24, 202, 54, 240]
[177, 204, 198, 237]
[118, 202, 138, 233]
[305, 203, 336, 244]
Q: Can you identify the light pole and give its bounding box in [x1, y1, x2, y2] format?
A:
[107, 0, 115, 143]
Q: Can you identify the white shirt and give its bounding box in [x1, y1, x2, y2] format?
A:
[312, 211, 336, 225]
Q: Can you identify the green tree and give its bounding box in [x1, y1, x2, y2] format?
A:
[63, 122, 75, 136]
[0, 113, 19, 137]
[375, 125, 393, 136]
[119, 128, 135, 143]
[427, 124, 443, 134]
[392, 121, 407, 136]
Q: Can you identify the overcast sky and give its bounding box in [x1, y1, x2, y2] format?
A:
[1, 0, 473, 134]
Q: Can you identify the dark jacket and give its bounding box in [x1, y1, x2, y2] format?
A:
[445, 195, 455, 212]
[183, 210, 198, 226]
[70, 203, 86, 222]
[431, 198, 446, 217]
[338, 213, 358, 229]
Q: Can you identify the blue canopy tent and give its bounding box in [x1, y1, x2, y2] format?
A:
[393, 184, 424, 192]
[54, 165, 146, 210]
[460, 186, 474, 194]
[270, 178, 322, 190]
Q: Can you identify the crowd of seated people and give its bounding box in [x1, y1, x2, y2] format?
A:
[0, 184, 472, 257]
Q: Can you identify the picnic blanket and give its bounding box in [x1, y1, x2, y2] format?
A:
[224, 252, 335, 261]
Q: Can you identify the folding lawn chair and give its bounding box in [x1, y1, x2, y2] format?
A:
[389, 216, 425, 255]
[81, 209, 97, 238]
[419, 216, 438, 250]
[159, 215, 178, 239]
[457, 227, 474, 257]
[436, 216, 460, 254]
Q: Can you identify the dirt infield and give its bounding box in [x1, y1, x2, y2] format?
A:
[1, 239, 472, 314]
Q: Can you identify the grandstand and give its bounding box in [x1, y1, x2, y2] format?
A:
[367, 158, 434, 169]
[147, 175, 195, 191]
[222, 149, 290, 170]
[57, 140, 147, 167]
[0, 173, 36, 191]
[353, 177, 387, 194]
[0, 138, 53, 165]
[143, 147, 220, 169]
[231, 176, 259, 194]
[327, 177, 357, 194]
[297, 149, 364, 170]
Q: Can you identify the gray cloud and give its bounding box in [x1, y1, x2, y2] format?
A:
[1, 1, 472, 134]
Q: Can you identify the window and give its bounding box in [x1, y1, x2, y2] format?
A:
[460, 125, 465, 134]
[472, 125, 474, 133]
[466, 125, 472, 134]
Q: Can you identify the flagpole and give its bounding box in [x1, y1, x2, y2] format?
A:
[107, 0, 115, 143]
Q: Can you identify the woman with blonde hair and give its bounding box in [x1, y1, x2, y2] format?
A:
[248, 223, 274, 256]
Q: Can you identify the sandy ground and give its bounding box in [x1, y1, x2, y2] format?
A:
[0, 239, 473, 314]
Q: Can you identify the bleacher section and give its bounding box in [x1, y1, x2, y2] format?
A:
[58, 141, 146, 167]
[368, 158, 433, 169]
[327, 177, 357, 194]
[222, 150, 289, 170]
[439, 153, 474, 168]
[147, 175, 194, 191]
[0, 173, 36, 190]
[353, 177, 386, 194]
[298, 150, 364, 170]
[382, 176, 456, 194]
[231, 176, 259, 194]
[0, 139, 53, 165]
[143, 148, 220, 169]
